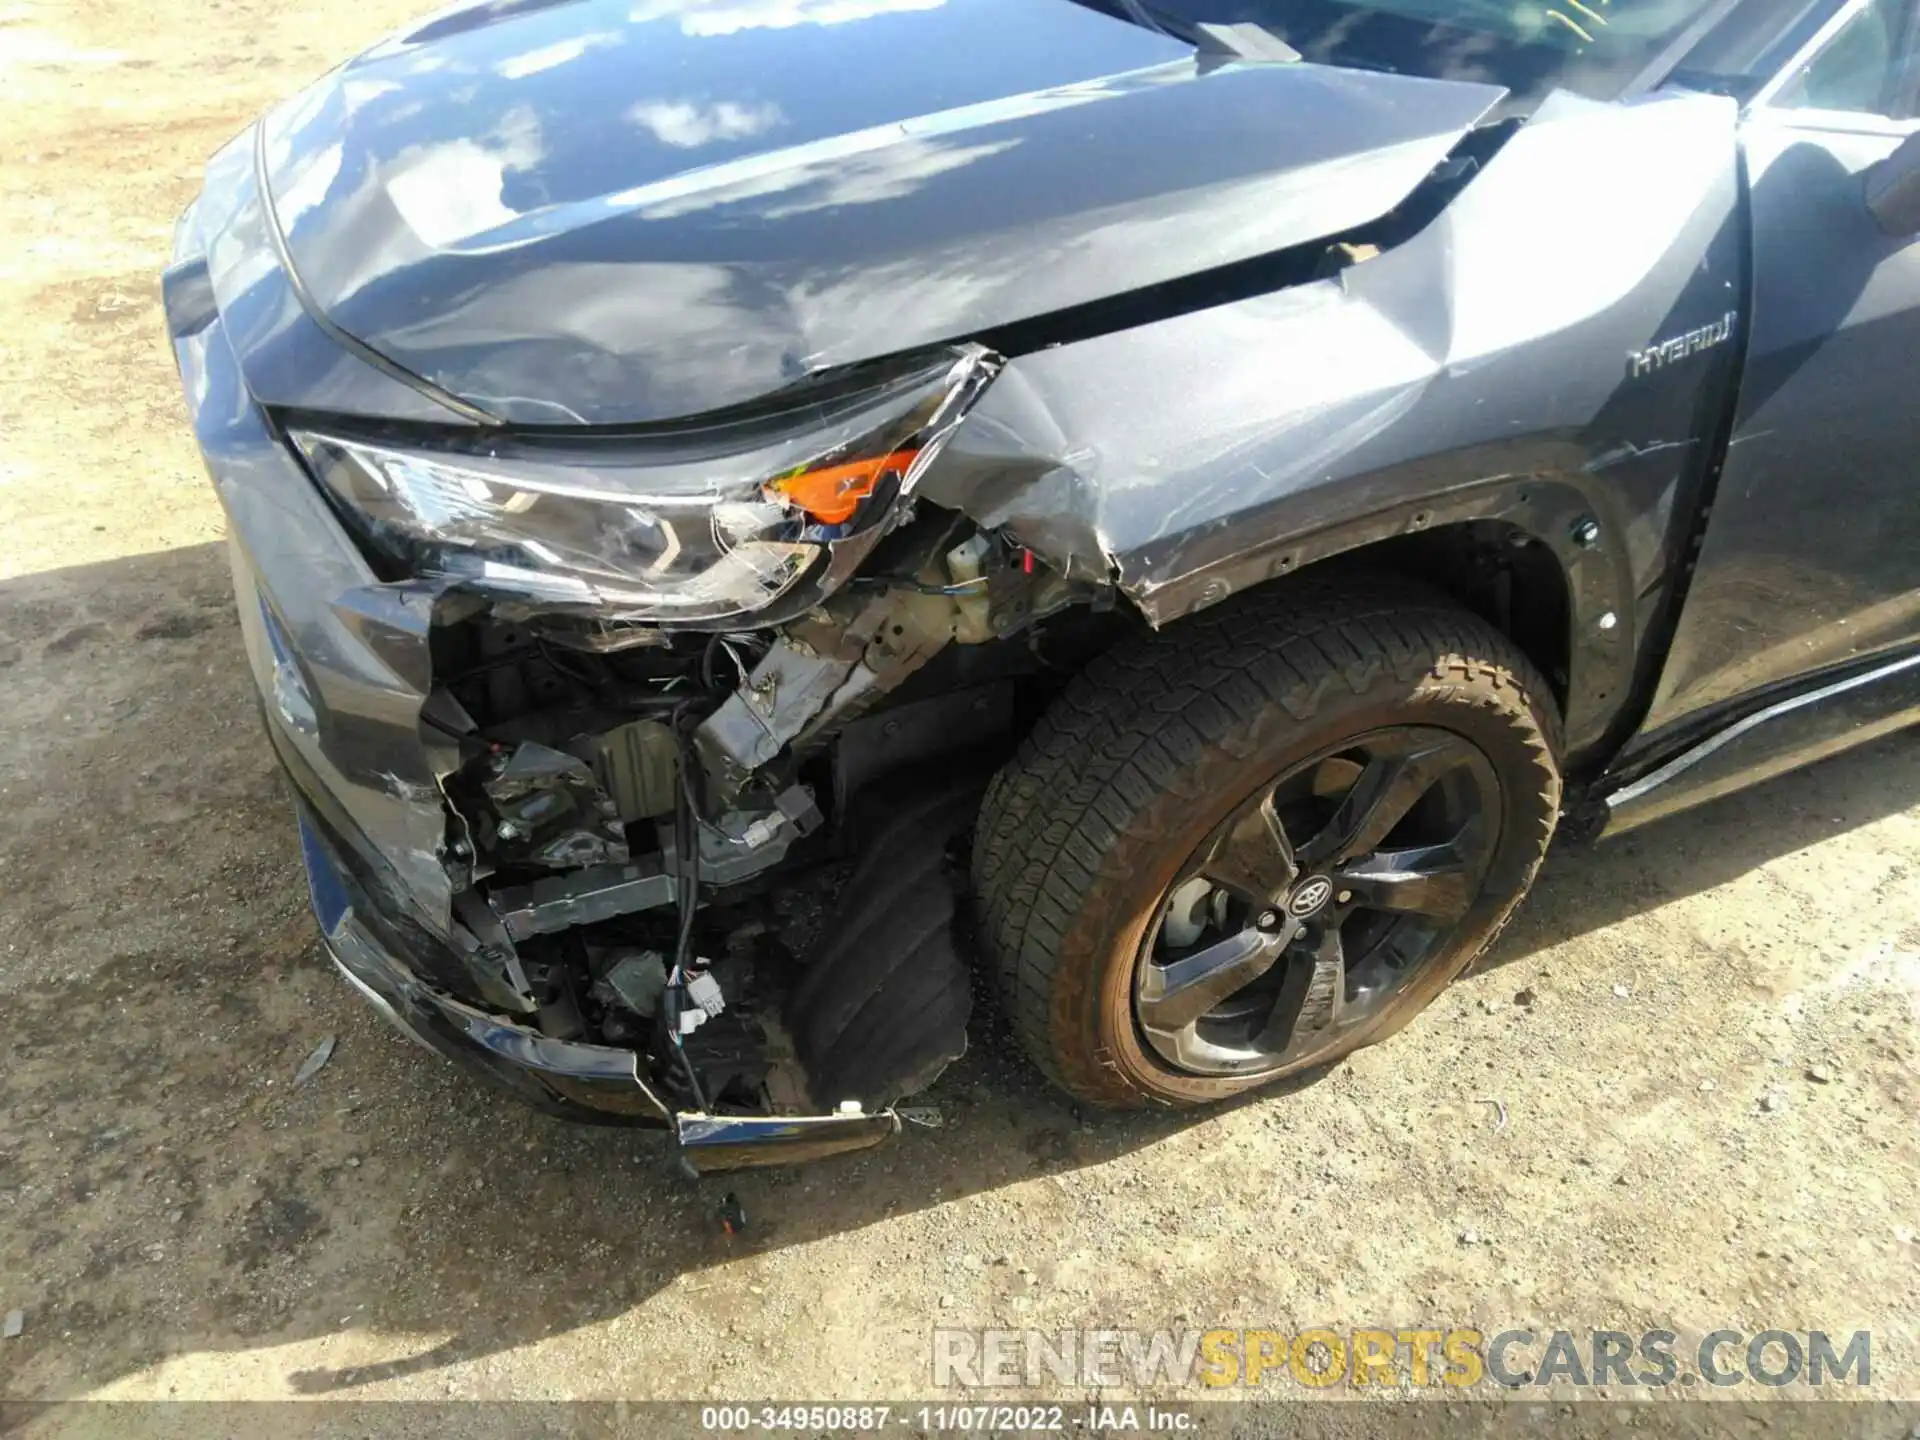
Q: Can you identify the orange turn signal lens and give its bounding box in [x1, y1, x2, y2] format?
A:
[766, 448, 920, 526]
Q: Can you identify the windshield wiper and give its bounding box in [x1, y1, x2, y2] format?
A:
[1079, 0, 1305, 65]
[1192, 20, 1303, 61]
[1663, 66, 1764, 99]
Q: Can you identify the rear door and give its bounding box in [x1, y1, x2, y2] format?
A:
[1643, 0, 1920, 733]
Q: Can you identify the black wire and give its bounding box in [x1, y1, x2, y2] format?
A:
[671, 722, 701, 969]
[663, 699, 711, 1112]
[534, 638, 602, 688]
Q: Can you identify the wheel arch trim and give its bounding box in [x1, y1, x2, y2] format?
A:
[1126, 473, 1634, 759]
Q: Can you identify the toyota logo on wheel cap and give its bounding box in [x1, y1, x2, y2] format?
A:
[1287, 876, 1335, 917]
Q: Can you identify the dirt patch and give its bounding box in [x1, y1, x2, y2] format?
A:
[0, 0, 1917, 1420]
[133, 611, 218, 642]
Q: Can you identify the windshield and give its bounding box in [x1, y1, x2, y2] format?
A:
[1109, 0, 1732, 103]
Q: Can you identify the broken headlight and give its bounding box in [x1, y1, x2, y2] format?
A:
[289, 347, 995, 626]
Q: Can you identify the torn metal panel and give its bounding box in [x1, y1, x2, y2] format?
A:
[693, 596, 893, 793]
[913, 363, 1115, 584]
[694, 581, 969, 794]
[925, 89, 1744, 753]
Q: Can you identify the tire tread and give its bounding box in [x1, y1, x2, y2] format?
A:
[972, 575, 1562, 1106]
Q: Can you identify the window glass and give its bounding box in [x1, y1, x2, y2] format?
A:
[1772, 0, 1915, 114]
[1078, 0, 1744, 106]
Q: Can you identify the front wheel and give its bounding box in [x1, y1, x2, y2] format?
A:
[973, 576, 1562, 1109]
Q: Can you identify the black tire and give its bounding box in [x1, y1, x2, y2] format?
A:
[787, 772, 985, 1109]
[972, 574, 1562, 1110]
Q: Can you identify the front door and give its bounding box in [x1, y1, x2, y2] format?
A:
[1644, 0, 1920, 734]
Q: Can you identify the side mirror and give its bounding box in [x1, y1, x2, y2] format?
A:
[1866, 130, 1920, 236]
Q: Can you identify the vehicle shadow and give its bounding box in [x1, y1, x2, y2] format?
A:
[4, 540, 1919, 1402]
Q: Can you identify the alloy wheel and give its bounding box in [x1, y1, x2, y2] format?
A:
[1133, 725, 1502, 1076]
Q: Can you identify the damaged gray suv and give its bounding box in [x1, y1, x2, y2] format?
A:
[164, 0, 1920, 1169]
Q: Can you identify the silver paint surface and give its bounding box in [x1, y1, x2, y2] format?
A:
[249, 0, 1502, 424]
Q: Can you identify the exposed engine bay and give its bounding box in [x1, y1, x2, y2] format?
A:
[415, 497, 1117, 1158]
[250, 126, 1530, 1169]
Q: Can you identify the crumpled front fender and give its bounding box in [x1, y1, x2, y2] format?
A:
[921, 88, 1746, 757]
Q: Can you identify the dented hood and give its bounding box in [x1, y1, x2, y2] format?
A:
[258, 0, 1504, 426]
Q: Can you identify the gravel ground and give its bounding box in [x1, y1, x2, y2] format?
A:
[2, 0, 1918, 1422]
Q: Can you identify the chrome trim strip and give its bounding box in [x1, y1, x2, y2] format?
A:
[674, 1108, 901, 1173]
[1606, 649, 1920, 810]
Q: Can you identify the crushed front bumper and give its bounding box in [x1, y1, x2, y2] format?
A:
[295, 789, 673, 1125]
[304, 785, 898, 1166]
[295, 743, 898, 1167]
[166, 147, 901, 1166]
